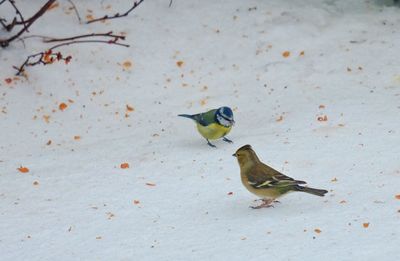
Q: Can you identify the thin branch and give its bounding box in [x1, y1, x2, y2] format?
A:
[5, 0, 28, 32]
[87, 0, 144, 24]
[0, 18, 8, 29]
[0, 0, 6, 5]
[14, 36, 129, 76]
[67, 0, 81, 24]
[1, 17, 17, 31]
[13, 50, 72, 76]
[16, 36, 26, 48]
[0, 0, 56, 48]
[20, 32, 126, 44]
[49, 39, 129, 50]
[8, 1, 137, 75]
[13, 1, 59, 26]
[44, 32, 125, 43]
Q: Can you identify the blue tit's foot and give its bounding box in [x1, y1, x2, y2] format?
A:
[223, 137, 233, 143]
[250, 199, 275, 209]
[273, 200, 281, 204]
[206, 139, 217, 148]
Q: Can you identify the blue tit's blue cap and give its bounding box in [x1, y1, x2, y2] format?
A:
[219, 106, 234, 120]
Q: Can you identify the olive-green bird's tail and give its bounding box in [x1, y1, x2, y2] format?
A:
[294, 185, 328, 197]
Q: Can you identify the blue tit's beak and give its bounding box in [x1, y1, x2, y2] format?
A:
[232, 153, 236, 157]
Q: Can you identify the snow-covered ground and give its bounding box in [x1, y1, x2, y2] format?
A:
[1, 0, 400, 260]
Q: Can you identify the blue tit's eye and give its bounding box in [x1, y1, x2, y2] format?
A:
[220, 107, 233, 119]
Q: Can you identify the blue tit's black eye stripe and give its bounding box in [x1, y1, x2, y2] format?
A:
[221, 115, 233, 122]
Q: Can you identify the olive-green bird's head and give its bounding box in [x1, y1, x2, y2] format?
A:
[232, 144, 260, 167]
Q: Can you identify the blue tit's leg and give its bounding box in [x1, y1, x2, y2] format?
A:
[223, 137, 233, 143]
[206, 139, 217, 148]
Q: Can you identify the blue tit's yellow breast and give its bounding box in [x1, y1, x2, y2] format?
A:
[196, 123, 232, 140]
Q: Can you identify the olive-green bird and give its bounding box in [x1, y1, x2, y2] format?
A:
[233, 144, 328, 209]
[178, 106, 234, 148]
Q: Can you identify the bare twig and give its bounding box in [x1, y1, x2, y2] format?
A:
[0, 0, 56, 48]
[14, 34, 129, 75]
[7, 1, 140, 75]
[21, 31, 125, 43]
[49, 39, 129, 49]
[1, 17, 17, 31]
[13, 50, 72, 76]
[44, 32, 125, 43]
[169, 0, 173, 8]
[87, 0, 144, 24]
[16, 36, 26, 48]
[4, 0, 28, 32]
[0, 18, 8, 29]
[67, 0, 81, 24]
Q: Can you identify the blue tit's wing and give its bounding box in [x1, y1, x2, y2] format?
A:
[178, 109, 218, 126]
[193, 109, 218, 126]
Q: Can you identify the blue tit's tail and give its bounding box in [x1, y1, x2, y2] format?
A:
[178, 114, 195, 120]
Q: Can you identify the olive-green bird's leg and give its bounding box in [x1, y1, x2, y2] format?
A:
[250, 199, 275, 209]
[254, 199, 280, 203]
[222, 137, 233, 143]
[206, 139, 217, 148]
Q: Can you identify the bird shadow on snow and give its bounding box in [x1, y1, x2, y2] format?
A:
[176, 139, 234, 151]
[220, 196, 326, 220]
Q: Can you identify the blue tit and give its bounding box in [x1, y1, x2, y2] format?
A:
[178, 106, 235, 147]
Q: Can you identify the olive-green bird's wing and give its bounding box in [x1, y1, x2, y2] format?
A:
[247, 163, 306, 189]
[192, 109, 217, 126]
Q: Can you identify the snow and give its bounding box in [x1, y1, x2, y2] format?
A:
[1, 0, 400, 260]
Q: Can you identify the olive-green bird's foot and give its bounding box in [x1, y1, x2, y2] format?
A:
[223, 137, 233, 143]
[206, 139, 217, 148]
[254, 199, 279, 203]
[250, 199, 275, 209]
